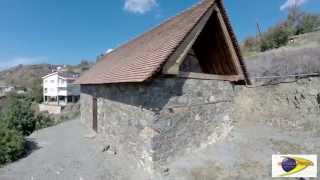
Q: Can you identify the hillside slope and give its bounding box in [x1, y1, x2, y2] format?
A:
[245, 31, 320, 79]
[0, 62, 93, 90]
[0, 64, 55, 88]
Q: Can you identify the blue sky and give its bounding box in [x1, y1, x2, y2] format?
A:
[0, 0, 319, 69]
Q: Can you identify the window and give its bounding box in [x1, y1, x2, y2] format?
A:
[59, 79, 65, 84]
[50, 80, 55, 83]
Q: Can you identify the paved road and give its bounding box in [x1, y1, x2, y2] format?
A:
[0, 119, 146, 180]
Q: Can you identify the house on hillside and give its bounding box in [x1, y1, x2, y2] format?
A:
[0, 85, 15, 96]
[76, 0, 250, 172]
[42, 71, 80, 106]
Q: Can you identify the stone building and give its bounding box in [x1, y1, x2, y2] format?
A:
[76, 0, 250, 172]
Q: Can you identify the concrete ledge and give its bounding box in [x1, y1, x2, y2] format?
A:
[39, 104, 62, 114]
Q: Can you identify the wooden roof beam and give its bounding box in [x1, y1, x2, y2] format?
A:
[177, 72, 242, 81]
[162, 6, 214, 75]
[214, 5, 245, 79]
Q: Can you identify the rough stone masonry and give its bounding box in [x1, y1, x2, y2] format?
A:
[80, 77, 235, 172]
[80, 77, 320, 173]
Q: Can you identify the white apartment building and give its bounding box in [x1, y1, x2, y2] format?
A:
[42, 71, 80, 106]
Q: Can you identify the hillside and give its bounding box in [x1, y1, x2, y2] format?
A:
[245, 31, 320, 79]
[0, 62, 93, 90]
[0, 64, 56, 89]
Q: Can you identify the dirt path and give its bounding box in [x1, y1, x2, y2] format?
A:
[0, 119, 146, 180]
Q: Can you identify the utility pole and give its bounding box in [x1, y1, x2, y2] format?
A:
[256, 20, 263, 50]
[256, 21, 262, 40]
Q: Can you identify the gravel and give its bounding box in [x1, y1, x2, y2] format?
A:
[0, 119, 148, 180]
[1, 117, 319, 179]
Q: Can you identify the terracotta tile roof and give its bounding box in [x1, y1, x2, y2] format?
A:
[76, 0, 240, 85]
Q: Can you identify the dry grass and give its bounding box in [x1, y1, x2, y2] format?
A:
[245, 44, 320, 78]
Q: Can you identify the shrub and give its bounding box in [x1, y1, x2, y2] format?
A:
[35, 113, 55, 130]
[241, 37, 260, 56]
[241, 9, 320, 54]
[0, 122, 25, 165]
[296, 14, 320, 34]
[2, 95, 36, 136]
[30, 80, 43, 103]
[260, 23, 293, 52]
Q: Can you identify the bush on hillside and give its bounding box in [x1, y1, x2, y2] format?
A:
[296, 14, 320, 34]
[2, 95, 36, 136]
[35, 113, 55, 130]
[260, 23, 294, 52]
[1, 93, 55, 135]
[241, 37, 260, 54]
[241, 9, 320, 54]
[0, 122, 25, 165]
[30, 80, 43, 103]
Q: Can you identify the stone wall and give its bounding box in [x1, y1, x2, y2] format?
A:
[39, 104, 62, 114]
[80, 77, 320, 173]
[80, 78, 235, 171]
[150, 79, 235, 169]
[233, 77, 320, 134]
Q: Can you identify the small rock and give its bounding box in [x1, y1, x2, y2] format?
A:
[84, 133, 96, 139]
[195, 114, 201, 121]
[164, 168, 169, 173]
[209, 96, 216, 102]
[102, 145, 110, 152]
[163, 168, 170, 176]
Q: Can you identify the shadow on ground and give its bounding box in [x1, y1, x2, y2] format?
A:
[20, 138, 41, 159]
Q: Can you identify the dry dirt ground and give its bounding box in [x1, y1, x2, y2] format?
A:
[0, 119, 148, 180]
[0, 117, 319, 180]
[162, 119, 320, 180]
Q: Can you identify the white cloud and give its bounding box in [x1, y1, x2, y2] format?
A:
[105, 49, 113, 54]
[124, 0, 157, 14]
[0, 57, 44, 70]
[280, 0, 309, 10]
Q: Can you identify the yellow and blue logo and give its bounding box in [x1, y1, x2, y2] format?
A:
[272, 155, 317, 178]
